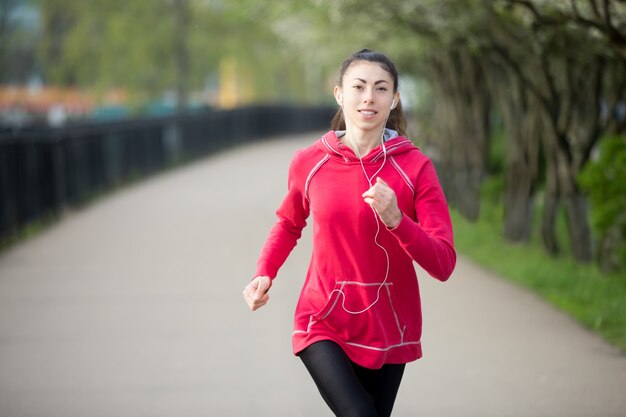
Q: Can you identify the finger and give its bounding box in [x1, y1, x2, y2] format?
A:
[253, 281, 268, 300]
[244, 285, 256, 300]
[255, 276, 270, 296]
[363, 196, 376, 206]
[251, 294, 269, 311]
[363, 186, 384, 200]
[257, 293, 270, 305]
[244, 283, 260, 305]
[364, 191, 387, 205]
[244, 290, 267, 311]
[375, 179, 394, 197]
[244, 284, 257, 301]
[243, 290, 254, 309]
[254, 282, 264, 297]
[376, 177, 388, 187]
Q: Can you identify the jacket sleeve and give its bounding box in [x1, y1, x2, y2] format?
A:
[255, 150, 310, 280]
[388, 158, 456, 281]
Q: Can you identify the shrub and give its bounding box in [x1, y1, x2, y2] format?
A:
[579, 135, 626, 272]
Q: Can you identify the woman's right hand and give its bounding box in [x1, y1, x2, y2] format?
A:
[243, 276, 271, 311]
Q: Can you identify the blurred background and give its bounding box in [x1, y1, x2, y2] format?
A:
[0, 0, 337, 122]
[1, 0, 625, 372]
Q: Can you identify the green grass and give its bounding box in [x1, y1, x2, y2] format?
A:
[450, 204, 626, 353]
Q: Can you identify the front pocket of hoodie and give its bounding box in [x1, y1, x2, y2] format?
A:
[313, 281, 406, 346]
[312, 282, 346, 320]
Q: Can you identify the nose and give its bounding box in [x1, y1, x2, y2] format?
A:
[363, 88, 374, 103]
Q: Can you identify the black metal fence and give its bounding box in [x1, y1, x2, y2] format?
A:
[0, 105, 335, 243]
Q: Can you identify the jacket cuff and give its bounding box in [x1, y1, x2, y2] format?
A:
[254, 264, 277, 281]
[387, 212, 424, 244]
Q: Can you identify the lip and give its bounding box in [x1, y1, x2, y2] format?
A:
[358, 109, 378, 116]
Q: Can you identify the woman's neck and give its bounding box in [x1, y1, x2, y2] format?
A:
[344, 128, 383, 158]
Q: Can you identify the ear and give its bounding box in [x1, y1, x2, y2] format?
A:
[391, 92, 400, 110]
[334, 85, 343, 107]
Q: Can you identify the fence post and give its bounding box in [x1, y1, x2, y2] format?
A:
[50, 134, 67, 213]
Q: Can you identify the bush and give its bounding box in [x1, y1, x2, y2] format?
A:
[579, 135, 626, 271]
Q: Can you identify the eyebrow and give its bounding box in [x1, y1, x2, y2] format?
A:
[353, 78, 390, 85]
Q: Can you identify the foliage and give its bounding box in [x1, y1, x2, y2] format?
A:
[579, 135, 626, 270]
[33, 0, 316, 107]
[0, 0, 39, 83]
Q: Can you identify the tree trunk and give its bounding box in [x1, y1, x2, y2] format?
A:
[504, 184, 534, 241]
[496, 79, 541, 242]
[541, 136, 561, 256]
[544, 128, 594, 263]
[562, 192, 593, 262]
[502, 132, 539, 242]
[428, 47, 490, 222]
[541, 191, 560, 256]
[557, 148, 594, 262]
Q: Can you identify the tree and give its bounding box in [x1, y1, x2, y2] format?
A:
[426, 46, 490, 221]
[1, 0, 39, 83]
[35, 0, 313, 109]
[492, 0, 626, 262]
[487, 58, 542, 242]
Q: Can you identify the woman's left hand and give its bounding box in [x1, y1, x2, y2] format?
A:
[362, 177, 403, 229]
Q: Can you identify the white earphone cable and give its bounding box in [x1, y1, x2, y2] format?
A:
[328, 106, 393, 315]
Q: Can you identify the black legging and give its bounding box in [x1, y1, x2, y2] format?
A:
[298, 340, 405, 417]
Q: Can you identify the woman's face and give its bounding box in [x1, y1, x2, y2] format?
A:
[334, 61, 399, 135]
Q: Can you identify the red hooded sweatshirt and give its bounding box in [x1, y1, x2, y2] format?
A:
[255, 130, 456, 369]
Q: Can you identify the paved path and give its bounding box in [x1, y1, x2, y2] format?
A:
[0, 133, 625, 417]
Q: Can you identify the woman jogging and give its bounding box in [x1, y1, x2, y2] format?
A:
[243, 48, 456, 417]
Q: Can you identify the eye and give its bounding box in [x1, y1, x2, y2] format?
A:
[377, 86, 388, 92]
[352, 85, 363, 90]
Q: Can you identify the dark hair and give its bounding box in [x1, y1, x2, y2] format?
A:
[330, 49, 407, 137]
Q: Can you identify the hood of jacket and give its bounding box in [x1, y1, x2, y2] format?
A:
[317, 129, 417, 163]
